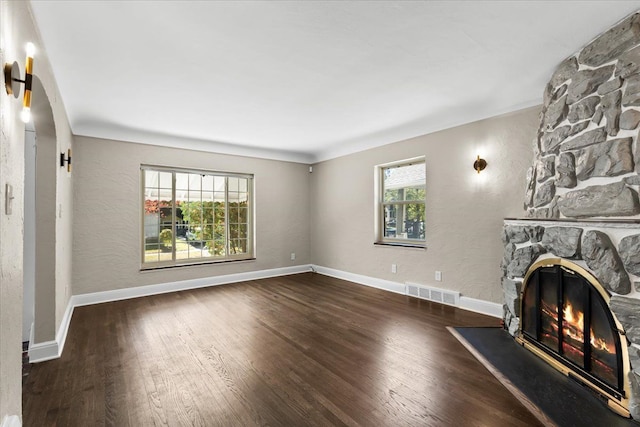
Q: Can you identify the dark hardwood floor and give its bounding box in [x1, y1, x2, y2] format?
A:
[23, 273, 542, 426]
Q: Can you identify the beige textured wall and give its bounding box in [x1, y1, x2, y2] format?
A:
[310, 106, 539, 304]
[1, 0, 74, 419]
[72, 136, 311, 295]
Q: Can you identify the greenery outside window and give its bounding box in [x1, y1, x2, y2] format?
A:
[141, 165, 253, 268]
[377, 158, 426, 246]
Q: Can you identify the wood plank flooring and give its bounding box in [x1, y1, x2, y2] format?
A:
[23, 273, 543, 426]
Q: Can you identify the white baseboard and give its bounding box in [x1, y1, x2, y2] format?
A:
[1, 415, 21, 427]
[312, 264, 502, 319]
[28, 339, 59, 363]
[459, 296, 503, 318]
[72, 264, 312, 307]
[29, 264, 312, 363]
[312, 265, 406, 294]
[29, 263, 501, 363]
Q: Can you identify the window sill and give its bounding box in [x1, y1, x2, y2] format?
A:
[140, 257, 256, 272]
[374, 242, 426, 249]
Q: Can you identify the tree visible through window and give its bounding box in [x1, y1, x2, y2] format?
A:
[142, 166, 253, 267]
[379, 159, 425, 244]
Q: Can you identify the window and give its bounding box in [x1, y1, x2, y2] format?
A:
[141, 165, 253, 268]
[377, 158, 426, 246]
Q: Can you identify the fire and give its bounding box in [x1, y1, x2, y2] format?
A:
[562, 302, 585, 343]
[561, 302, 615, 354]
[563, 303, 584, 330]
[591, 329, 616, 353]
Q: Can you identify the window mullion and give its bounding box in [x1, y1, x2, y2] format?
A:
[171, 172, 176, 262]
[225, 177, 230, 259]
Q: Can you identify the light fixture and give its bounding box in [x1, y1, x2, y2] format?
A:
[4, 42, 35, 123]
[473, 155, 487, 174]
[60, 149, 72, 173]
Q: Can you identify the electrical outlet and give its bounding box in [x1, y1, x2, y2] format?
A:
[391, 264, 397, 274]
[435, 271, 442, 281]
[290, 252, 296, 261]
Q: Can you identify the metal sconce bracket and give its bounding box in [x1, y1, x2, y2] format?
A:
[474, 155, 487, 174]
[4, 43, 35, 123]
[4, 61, 22, 98]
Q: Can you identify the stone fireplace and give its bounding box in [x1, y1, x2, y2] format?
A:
[501, 10, 640, 421]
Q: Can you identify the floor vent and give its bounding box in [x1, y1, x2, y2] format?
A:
[405, 282, 460, 306]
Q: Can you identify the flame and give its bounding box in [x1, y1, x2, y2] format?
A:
[562, 302, 585, 343]
[590, 329, 616, 353]
[563, 302, 584, 329]
[559, 302, 615, 355]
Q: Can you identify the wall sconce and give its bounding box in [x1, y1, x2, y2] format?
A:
[4, 42, 35, 123]
[473, 155, 487, 174]
[60, 149, 72, 173]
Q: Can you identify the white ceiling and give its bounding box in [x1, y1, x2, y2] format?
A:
[29, 1, 640, 164]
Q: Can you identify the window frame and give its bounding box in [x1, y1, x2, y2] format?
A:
[140, 164, 255, 270]
[375, 157, 426, 248]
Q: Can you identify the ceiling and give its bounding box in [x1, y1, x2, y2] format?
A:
[29, 1, 640, 164]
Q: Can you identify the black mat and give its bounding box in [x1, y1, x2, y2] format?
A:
[449, 327, 637, 427]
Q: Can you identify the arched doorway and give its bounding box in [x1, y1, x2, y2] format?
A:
[26, 76, 57, 348]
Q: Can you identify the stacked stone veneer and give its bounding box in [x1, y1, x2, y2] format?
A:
[502, 219, 640, 418]
[504, 11, 640, 420]
[526, 12, 640, 220]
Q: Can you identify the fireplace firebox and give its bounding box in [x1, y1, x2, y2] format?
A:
[517, 258, 632, 418]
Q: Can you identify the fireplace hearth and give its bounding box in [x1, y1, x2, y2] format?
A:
[517, 258, 630, 417]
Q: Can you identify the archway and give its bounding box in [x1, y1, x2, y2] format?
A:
[28, 76, 57, 347]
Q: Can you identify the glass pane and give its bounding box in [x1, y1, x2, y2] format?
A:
[384, 189, 401, 202]
[144, 170, 159, 188]
[213, 239, 226, 256]
[383, 163, 425, 201]
[158, 227, 173, 254]
[405, 188, 425, 201]
[405, 203, 424, 239]
[175, 238, 190, 260]
[201, 224, 213, 241]
[239, 178, 248, 192]
[159, 171, 172, 189]
[539, 269, 559, 351]
[590, 288, 619, 389]
[238, 224, 248, 239]
[202, 191, 214, 202]
[189, 173, 201, 190]
[202, 175, 214, 192]
[203, 241, 216, 257]
[189, 242, 204, 259]
[383, 204, 397, 238]
[229, 205, 239, 223]
[202, 207, 214, 223]
[214, 224, 225, 240]
[214, 205, 225, 223]
[238, 207, 248, 223]
[235, 239, 247, 254]
[214, 176, 226, 192]
[561, 275, 585, 367]
[214, 192, 225, 203]
[230, 239, 246, 254]
[383, 203, 424, 239]
[175, 172, 189, 191]
[144, 244, 160, 263]
[229, 177, 239, 192]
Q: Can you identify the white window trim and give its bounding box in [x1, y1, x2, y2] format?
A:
[140, 164, 255, 270]
[374, 157, 426, 248]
